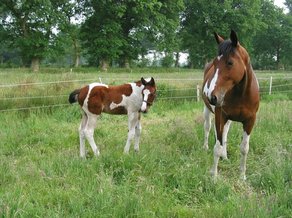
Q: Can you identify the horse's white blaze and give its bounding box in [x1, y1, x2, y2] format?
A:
[141, 89, 150, 112]
[203, 68, 219, 99]
[217, 55, 223, 60]
[209, 68, 219, 97]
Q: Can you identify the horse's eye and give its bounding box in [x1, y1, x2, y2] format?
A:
[227, 60, 233, 66]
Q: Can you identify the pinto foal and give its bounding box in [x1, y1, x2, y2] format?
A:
[202, 30, 260, 180]
[69, 77, 156, 157]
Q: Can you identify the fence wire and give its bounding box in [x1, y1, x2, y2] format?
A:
[0, 76, 291, 112]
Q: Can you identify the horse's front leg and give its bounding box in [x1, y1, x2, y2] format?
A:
[134, 113, 142, 152]
[211, 109, 228, 178]
[203, 106, 212, 150]
[222, 120, 232, 159]
[124, 112, 139, 154]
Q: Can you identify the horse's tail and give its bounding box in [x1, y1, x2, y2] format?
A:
[69, 89, 80, 104]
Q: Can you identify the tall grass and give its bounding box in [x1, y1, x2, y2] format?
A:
[0, 68, 291, 217]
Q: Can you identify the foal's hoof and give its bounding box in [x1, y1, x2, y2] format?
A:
[203, 144, 209, 150]
[221, 151, 228, 160]
[240, 174, 247, 181]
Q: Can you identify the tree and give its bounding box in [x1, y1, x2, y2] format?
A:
[253, 0, 292, 69]
[80, 0, 125, 70]
[152, 0, 185, 67]
[80, 0, 184, 69]
[181, 0, 261, 68]
[0, 0, 75, 71]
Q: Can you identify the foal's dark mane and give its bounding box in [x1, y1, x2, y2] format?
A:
[218, 40, 235, 57]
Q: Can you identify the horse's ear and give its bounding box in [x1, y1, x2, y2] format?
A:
[230, 30, 238, 47]
[141, 77, 147, 85]
[214, 32, 224, 44]
[149, 77, 155, 86]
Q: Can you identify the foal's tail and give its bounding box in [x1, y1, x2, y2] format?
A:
[69, 89, 81, 104]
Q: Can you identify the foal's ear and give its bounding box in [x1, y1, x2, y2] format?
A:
[149, 77, 155, 86]
[230, 30, 238, 47]
[214, 32, 224, 44]
[141, 77, 147, 85]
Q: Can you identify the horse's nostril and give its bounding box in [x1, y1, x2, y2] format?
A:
[210, 95, 217, 105]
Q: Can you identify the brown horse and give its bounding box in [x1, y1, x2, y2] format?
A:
[202, 30, 260, 180]
[69, 77, 156, 157]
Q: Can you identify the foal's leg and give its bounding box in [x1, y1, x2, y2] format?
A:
[203, 106, 212, 150]
[134, 114, 142, 152]
[124, 112, 139, 154]
[222, 120, 232, 159]
[84, 114, 100, 157]
[79, 112, 88, 158]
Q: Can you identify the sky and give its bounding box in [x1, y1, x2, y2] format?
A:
[274, 0, 288, 13]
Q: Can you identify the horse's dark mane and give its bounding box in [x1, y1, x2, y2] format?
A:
[218, 40, 235, 57]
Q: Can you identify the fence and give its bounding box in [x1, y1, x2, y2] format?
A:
[0, 76, 292, 113]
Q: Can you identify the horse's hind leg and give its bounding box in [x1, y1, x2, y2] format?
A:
[84, 114, 100, 157]
[79, 111, 88, 158]
[203, 106, 212, 150]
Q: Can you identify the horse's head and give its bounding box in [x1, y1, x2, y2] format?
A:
[140, 77, 156, 113]
[204, 30, 250, 106]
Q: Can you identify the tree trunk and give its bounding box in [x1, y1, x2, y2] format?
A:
[73, 39, 80, 67]
[74, 54, 80, 68]
[175, 52, 179, 67]
[31, 57, 40, 72]
[124, 57, 130, 69]
[276, 46, 280, 70]
[100, 59, 109, 71]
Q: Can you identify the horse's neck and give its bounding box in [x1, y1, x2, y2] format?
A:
[239, 62, 257, 96]
[129, 83, 144, 98]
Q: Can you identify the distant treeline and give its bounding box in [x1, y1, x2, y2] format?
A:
[1, 0, 292, 71]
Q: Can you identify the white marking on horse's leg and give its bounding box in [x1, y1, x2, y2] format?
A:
[134, 119, 142, 152]
[124, 112, 139, 154]
[203, 106, 212, 150]
[211, 140, 223, 178]
[79, 112, 88, 158]
[240, 131, 250, 180]
[222, 120, 232, 159]
[84, 114, 100, 157]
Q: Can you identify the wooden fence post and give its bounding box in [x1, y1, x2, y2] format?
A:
[269, 76, 273, 95]
[197, 85, 200, 102]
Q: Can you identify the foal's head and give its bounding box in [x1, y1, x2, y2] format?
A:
[207, 30, 250, 106]
[140, 77, 156, 113]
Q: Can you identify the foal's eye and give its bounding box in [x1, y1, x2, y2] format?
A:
[227, 60, 233, 66]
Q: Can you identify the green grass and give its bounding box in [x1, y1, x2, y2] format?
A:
[0, 68, 291, 217]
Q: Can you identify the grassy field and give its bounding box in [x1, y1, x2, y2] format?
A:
[0, 68, 291, 217]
